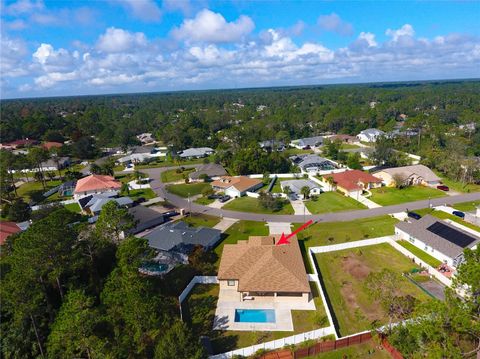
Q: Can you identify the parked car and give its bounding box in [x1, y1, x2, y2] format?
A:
[219, 195, 231, 203]
[437, 185, 449, 191]
[163, 210, 178, 218]
[407, 211, 422, 220]
[207, 194, 221, 199]
[135, 197, 146, 204]
[452, 211, 465, 219]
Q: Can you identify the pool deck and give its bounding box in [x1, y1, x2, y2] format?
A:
[213, 287, 316, 331]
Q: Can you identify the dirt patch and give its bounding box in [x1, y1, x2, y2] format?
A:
[340, 282, 360, 310]
[341, 253, 371, 280]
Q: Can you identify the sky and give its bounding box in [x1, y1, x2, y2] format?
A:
[1, 0, 479, 99]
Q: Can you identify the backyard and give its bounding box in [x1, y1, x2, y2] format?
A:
[180, 213, 221, 228]
[305, 191, 367, 214]
[17, 180, 62, 203]
[165, 182, 210, 197]
[314, 243, 432, 336]
[222, 196, 295, 215]
[369, 186, 446, 206]
[306, 342, 391, 359]
[397, 240, 442, 268]
[183, 282, 329, 355]
[160, 168, 195, 182]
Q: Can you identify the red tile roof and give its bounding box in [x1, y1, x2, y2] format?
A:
[42, 142, 63, 150]
[0, 221, 21, 245]
[324, 170, 382, 191]
[74, 174, 121, 194]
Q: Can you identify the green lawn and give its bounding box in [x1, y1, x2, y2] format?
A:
[64, 202, 82, 213]
[305, 342, 391, 359]
[213, 220, 268, 267]
[340, 143, 361, 150]
[194, 196, 215, 205]
[222, 196, 294, 215]
[315, 243, 431, 336]
[305, 191, 367, 214]
[184, 282, 328, 355]
[160, 168, 195, 183]
[397, 240, 442, 268]
[180, 213, 221, 228]
[122, 188, 156, 201]
[433, 171, 480, 193]
[415, 208, 480, 233]
[369, 186, 446, 206]
[17, 180, 62, 203]
[165, 183, 211, 197]
[284, 148, 314, 156]
[135, 155, 215, 169]
[453, 200, 480, 212]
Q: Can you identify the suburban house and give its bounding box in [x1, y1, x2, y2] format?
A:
[58, 180, 77, 197]
[357, 128, 385, 143]
[0, 139, 38, 150]
[144, 221, 221, 254]
[189, 163, 227, 181]
[178, 147, 214, 159]
[259, 140, 286, 151]
[79, 195, 133, 216]
[136, 133, 156, 145]
[280, 179, 322, 199]
[42, 141, 63, 150]
[373, 165, 441, 187]
[211, 176, 263, 197]
[41, 157, 71, 171]
[395, 215, 480, 268]
[290, 136, 324, 149]
[290, 154, 336, 173]
[127, 205, 165, 235]
[323, 170, 382, 197]
[117, 146, 166, 165]
[0, 221, 22, 245]
[328, 134, 357, 144]
[73, 174, 121, 199]
[217, 235, 311, 303]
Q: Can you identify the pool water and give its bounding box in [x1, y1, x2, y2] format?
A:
[141, 262, 168, 272]
[234, 309, 276, 323]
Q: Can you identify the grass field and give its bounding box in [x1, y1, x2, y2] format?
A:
[315, 243, 431, 336]
[160, 168, 195, 182]
[17, 180, 62, 202]
[165, 182, 210, 197]
[397, 240, 442, 267]
[184, 282, 328, 354]
[64, 202, 81, 213]
[135, 156, 214, 169]
[123, 188, 156, 201]
[180, 213, 221, 228]
[306, 342, 391, 359]
[305, 191, 367, 214]
[194, 196, 215, 205]
[340, 143, 361, 150]
[222, 196, 294, 215]
[369, 186, 446, 206]
[213, 220, 268, 267]
[453, 200, 480, 212]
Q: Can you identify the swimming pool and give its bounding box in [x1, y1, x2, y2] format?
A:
[234, 309, 276, 323]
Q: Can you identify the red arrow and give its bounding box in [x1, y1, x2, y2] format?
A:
[276, 220, 313, 245]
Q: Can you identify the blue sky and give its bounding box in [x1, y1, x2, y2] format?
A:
[1, 0, 479, 99]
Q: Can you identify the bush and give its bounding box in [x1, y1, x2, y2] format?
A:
[5, 199, 31, 222]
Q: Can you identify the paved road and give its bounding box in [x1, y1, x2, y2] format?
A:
[140, 166, 480, 223]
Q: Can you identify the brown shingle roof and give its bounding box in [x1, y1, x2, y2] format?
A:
[211, 176, 262, 192]
[218, 235, 310, 293]
[324, 170, 382, 191]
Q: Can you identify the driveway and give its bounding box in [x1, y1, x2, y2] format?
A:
[290, 199, 311, 215]
[138, 166, 480, 223]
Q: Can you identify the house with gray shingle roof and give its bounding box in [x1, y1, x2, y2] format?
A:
[395, 215, 480, 268]
[290, 154, 336, 174]
[179, 147, 214, 159]
[280, 179, 322, 199]
[290, 136, 324, 149]
[189, 163, 227, 181]
[373, 165, 441, 187]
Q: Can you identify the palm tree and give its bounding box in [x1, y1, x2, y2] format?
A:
[325, 176, 336, 191]
[301, 186, 311, 200]
[283, 185, 291, 196]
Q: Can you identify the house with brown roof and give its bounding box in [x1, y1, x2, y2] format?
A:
[322, 170, 382, 198]
[0, 222, 22, 245]
[73, 174, 122, 199]
[42, 141, 63, 150]
[218, 235, 311, 303]
[211, 176, 263, 198]
[373, 165, 441, 187]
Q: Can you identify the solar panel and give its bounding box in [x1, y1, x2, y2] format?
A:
[427, 222, 477, 248]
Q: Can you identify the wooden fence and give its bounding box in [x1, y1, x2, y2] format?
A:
[293, 332, 372, 358]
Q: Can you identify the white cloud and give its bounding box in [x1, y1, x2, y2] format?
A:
[172, 9, 254, 43]
[33, 43, 72, 66]
[4, 0, 44, 15]
[358, 32, 377, 47]
[1, 36, 30, 77]
[115, 0, 161, 22]
[318, 13, 354, 36]
[96, 27, 148, 53]
[386, 24, 415, 41]
[163, 0, 192, 15]
[3, 19, 28, 31]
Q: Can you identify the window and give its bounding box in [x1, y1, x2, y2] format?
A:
[227, 280, 235, 286]
[409, 236, 415, 244]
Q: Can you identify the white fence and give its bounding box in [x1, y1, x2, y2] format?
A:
[245, 191, 260, 198]
[248, 173, 301, 179]
[31, 198, 77, 211]
[310, 236, 392, 253]
[210, 326, 336, 359]
[178, 275, 218, 304]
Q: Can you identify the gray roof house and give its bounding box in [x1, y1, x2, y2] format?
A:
[280, 179, 322, 199]
[357, 128, 385, 142]
[189, 163, 227, 180]
[80, 194, 133, 215]
[259, 140, 286, 151]
[290, 154, 336, 173]
[290, 136, 324, 149]
[179, 147, 214, 159]
[144, 221, 222, 254]
[41, 157, 70, 170]
[127, 205, 165, 235]
[395, 215, 480, 268]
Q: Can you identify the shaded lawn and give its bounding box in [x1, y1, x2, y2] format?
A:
[165, 182, 210, 197]
[213, 220, 268, 268]
[222, 196, 294, 215]
[397, 240, 442, 268]
[295, 215, 399, 274]
[434, 171, 480, 193]
[315, 243, 431, 336]
[160, 168, 195, 183]
[181, 213, 221, 228]
[17, 180, 62, 203]
[369, 186, 446, 206]
[453, 200, 480, 212]
[415, 208, 480, 233]
[305, 191, 367, 214]
[185, 282, 329, 355]
[305, 342, 391, 359]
